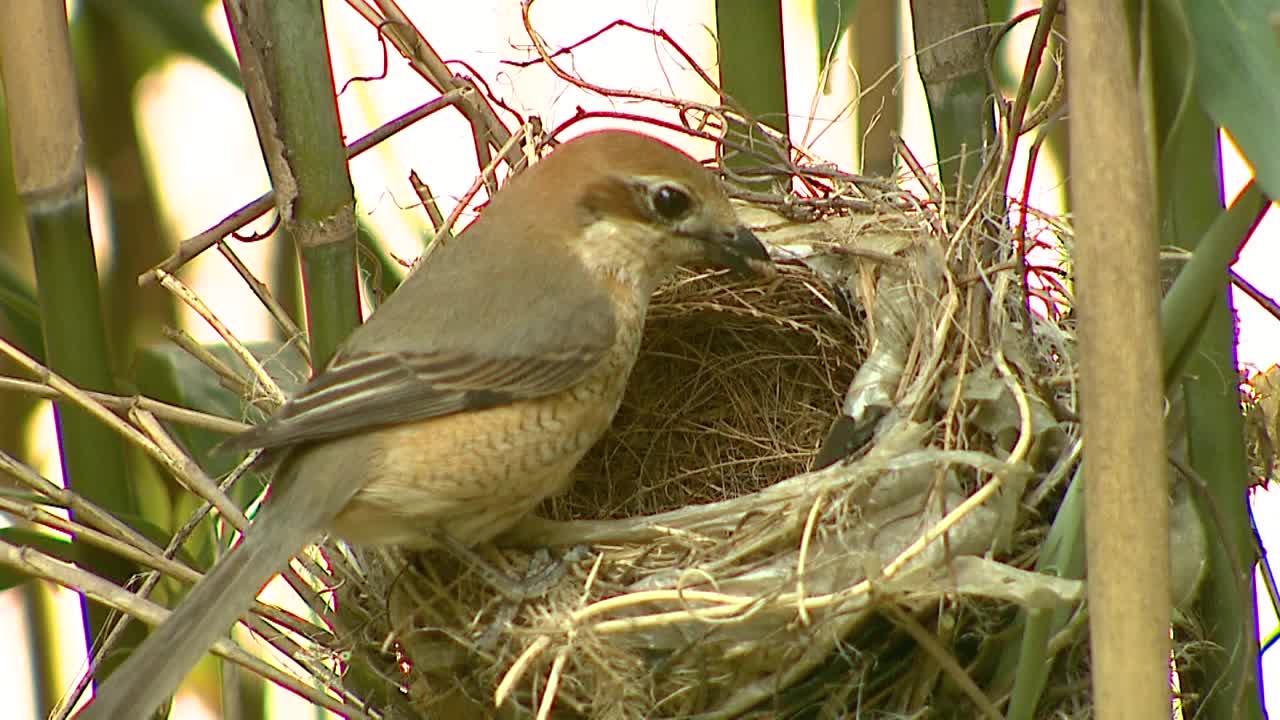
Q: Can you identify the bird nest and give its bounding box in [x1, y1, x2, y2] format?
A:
[317, 197, 1128, 719]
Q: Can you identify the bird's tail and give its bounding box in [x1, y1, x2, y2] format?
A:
[76, 502, 319, 720]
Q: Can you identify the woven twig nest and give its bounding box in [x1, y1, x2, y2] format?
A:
[325, 199, 1094, 718]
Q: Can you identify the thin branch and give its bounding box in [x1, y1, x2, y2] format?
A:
[0, 539, 366, 719]
[0, 376, 248, 434]
[1232, 269, 1280, 323]
[0, 334, 247, 529]
[140, 89, 472, 284]
[880, 604, 1004, 720]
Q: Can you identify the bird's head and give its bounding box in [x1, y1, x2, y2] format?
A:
[491, 130, 771, 292]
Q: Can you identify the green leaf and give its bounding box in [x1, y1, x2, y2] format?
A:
[1180, 0, 1280, 199]
[112, 510, 205, 571]
[987, 0, 1016, 20]
[0, 256, 42, 361]
[137, 340, 309, 422]
[815, 0, 857, 73]
[134, 340, 306, 565]
[79, 0, 240, 87]
[357, 221, 408, 311]
[1160, 181, 1268, 385]
[0, 528, 79, 591]
[715, 0, 790, 184]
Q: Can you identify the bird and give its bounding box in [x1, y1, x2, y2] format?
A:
[78, 129, 770, 719]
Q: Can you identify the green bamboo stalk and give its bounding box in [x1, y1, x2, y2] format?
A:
[850, 2, 900, 176]
[221, 1, 361, 713]
[0, 67, 60, 715]
[715, 0, 789, 188]
[907, 0, 992, 198]
[79, 1, 179, 368]
[1183, 291, 1264, 720]
[224, 0, 360, 371]
[1002, 462, 1085, 719]
[0, 0, 142, 690]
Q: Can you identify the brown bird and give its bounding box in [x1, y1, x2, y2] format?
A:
[79, 130, 769, 719]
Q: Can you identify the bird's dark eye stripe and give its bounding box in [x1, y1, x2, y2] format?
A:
[651, 184, 693, 220]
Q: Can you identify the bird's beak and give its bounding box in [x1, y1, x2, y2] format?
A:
[702, 226, 771, 276]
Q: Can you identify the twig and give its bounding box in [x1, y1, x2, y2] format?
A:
[989, 1, 1063, 198]
[217, 240, 311, 367]
[140, 89, 472, 284]
[408, 171, 446, 237]
[496, 636, 551, 707]
[156, 268, 285, 409]
[419, 129, 527, 264]
[516, 1, 797, 173]
[0, 334, 247, 527]
[1232, 269, 1280, 323]
[880, 604, 1003, 720]
[162, 326, 251, 398]
[0, 494, 322, 641]
[0, 448, 352, 713]
[536, 646, 570, 720]
[895, 135, 944, 208]
[0, 539, 367, 719]
[361, 0, 520, 169]
[0, 376, 247, 434]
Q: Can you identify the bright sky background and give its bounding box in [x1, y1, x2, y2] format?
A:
[2, 1, 1276, 718]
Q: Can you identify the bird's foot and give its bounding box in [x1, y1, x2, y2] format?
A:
[434, 532, 590, 601]
[517, 544, 591, 597]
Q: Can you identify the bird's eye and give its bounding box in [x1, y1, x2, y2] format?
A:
[651, 184, 693, 220]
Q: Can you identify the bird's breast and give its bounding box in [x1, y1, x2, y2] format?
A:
[323, 300, 647, 549]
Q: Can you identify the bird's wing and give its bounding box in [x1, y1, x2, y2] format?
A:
[227, 333, 609, 452]
[226, 156, 623, 454]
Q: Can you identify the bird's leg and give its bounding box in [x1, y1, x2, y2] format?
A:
[522, 544, 592, 592]
[431, 531, 588, 601]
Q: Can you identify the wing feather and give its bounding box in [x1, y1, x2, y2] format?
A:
[224, 172, 619, 455]
[226, 342, 607, 453]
